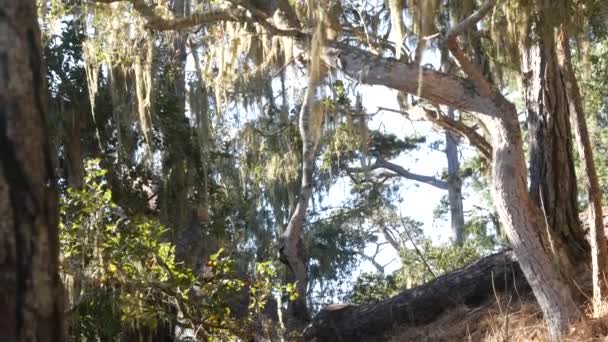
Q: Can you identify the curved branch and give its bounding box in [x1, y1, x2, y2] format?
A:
[372, 158, 448, 190]
[322, 43, 499, 116]
[410, 106, 492, 161]
[93, 0, 304, 37]
[446, 0, 497, 39]
[378, 106, 492, 161]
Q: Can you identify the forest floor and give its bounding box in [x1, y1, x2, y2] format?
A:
[388, 209, 608, 342]
[388, 292, 608, 341]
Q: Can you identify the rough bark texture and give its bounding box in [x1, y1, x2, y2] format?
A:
[445, 108, 465, 245]
[303, 251, 528, 342]
[521, 6, 588, 270]
[0, 1, 64, 341]
[483, 103, 579, 342]
[557, 26, 608, 316]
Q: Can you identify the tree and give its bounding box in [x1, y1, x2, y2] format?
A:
[325, 1, 579, 339]
[520, 0, 588, 272]
[52, 0, 605, 339]
[304, 250, 528, 341]
[557, 24, 608, 317]
[0, 1, 63, 340]
[444, 109, 466, 245]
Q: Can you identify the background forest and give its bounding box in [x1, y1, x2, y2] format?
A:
[3, 0, 608, 341]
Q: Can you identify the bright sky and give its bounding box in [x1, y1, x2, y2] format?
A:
[321, 44, 480, 275]
[323, 84, 476, 275]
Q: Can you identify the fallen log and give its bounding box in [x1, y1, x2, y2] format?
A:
[303, 250, 530, 342]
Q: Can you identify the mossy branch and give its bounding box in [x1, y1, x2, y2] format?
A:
[93, 0, 305, 37]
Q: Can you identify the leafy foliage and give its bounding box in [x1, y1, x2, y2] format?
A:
[60, 160, 281, 340]
[347, 216, 496, 304]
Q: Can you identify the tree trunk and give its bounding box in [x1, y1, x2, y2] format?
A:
[445, 108, 465, 245]
[279, 88, 315, 329]
[163, 0, 207, 271]
[0, 1, 64, 340]
[557, 26, 608, 317]
[521, 4, 588, 271]
[483, 101, 579, 341]
[325, 31, 581, 341]
[304, 250, 528, 341]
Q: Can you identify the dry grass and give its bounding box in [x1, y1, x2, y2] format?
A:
[388, 210, 608, 342]
[388, 293, 608, 342]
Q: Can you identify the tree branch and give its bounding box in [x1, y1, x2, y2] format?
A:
[358, 243, 386, 274]
[379, 106, 492, 161]
[412, 106, 492, 161]
[446, 0, 497, 39]
[304, 250, 527, 341]
[95, 0, 502, 123]
[445, 0, 497, 97]
[93, 0, 304, 37]
[399, 210, 437, 278]
[322, 43, 498, 116]
[372, 157, 448, 190]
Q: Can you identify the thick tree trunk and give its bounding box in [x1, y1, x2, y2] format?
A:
[162, 0, 207, 272]
[0, 1, 64, 340]
[323, 28, 580, 342]
[483, 101, 580, 342]
[557, 26, 608, 317]
[445, 108, 465, 245]
[304, 250, 528, 341]
[521, 6, 588, 270]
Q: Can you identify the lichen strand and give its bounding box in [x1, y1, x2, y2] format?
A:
[199, 19, 295, 113]
[82, 40, 102, 147]
[81, 1, 157, 156]
[133, 37, 154, 157]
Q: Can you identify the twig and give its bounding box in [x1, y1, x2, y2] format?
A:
[399, 209, 436, 278]
[503, 295, 512, 342]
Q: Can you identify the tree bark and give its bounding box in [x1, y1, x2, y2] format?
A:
[279, 88, 316, 328]
[557, 26, 608, 317]
[483, 101, 579, 342]
[521, 2, 588, 271]
[0, 1, 63, 341]
[303, 250, 528, 341]
[445, 108, 465, 245]
[372, 157, 448, 190]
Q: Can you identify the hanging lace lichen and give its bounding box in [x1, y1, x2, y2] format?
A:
[82, 40, 103, 149]
[134, 36, 155, 161]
